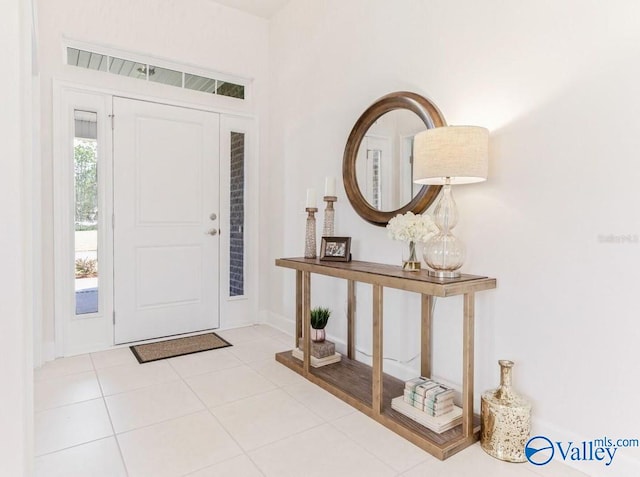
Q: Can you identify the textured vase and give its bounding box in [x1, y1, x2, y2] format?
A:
[322, 198, 336, 237]
[304, 208, 317, 258]
[481, 360, 531, 462]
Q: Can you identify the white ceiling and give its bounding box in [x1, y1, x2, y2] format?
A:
[210, 0, 291, 19]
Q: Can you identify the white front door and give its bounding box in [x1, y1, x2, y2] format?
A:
[113, 98, 220, 344]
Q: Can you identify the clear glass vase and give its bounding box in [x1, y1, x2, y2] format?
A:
[402, 241, 421, 271]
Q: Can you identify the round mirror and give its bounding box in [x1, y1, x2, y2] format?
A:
[342, 91, 446, 226]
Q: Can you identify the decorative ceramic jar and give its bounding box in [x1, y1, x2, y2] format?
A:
[481, 360, 531, 462]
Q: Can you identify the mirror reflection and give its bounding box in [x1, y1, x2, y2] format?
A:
[355, 109, 428, 211]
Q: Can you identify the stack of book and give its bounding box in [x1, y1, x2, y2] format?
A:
[404, 377, 454, 415]
[391, 377, 462, 433]
[292, 339, 341, 368]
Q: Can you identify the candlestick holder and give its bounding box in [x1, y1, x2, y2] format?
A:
[304, 207, 318, 258]
[322, 196, 337, 237]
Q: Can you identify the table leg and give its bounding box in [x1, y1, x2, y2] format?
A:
[372, 284, 383, 415]
[347, 279, 355, 359]
[295, 270, 302, 349]
[421, 294, 433, 378]
[302, 271, 311, 376]
[462, 292, 475, 436]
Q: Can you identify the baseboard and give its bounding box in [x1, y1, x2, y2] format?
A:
[40, 340, 55, 365]
[256, 309, 270, 324]
[262, 310, 295, 336]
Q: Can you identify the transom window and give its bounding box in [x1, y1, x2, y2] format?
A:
[66, 47, 246, 100]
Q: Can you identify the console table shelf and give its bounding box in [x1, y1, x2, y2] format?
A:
[275, 257, 496, 460]
[276, 351, 481, 456]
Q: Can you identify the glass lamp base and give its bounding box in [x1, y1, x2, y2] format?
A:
[423, 184, 465, 279]
[428, 269, 461, 279]
[423, 233, 465, 278]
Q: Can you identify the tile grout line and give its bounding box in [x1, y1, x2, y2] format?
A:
[181, 362, 279, 403]
[36, 328, 323, 475]
[64, 348, 277, 439]
[90, 352, 131, 477]
[397, 451, 440, 476]
[170, 328, 333, 476]
[35, 435, 120, 460]
[259, 326, 431, 475]
[113, 408, 207, 438]
[184, 338, 335, 458]
[167, 355, 268, 477]
[95, 363, 209, 435]
[179, 452, 266, 477]
[212, 333, 346, 456]
[34, 327, 571, 477]
[97, 373, 183, 399]
[277, 378, 357, 422]
[242, 420, 328, 455]
[326, 413, 421, 475]
[35, 393, 103, 414]
[34, 365, 95, 383]
[172, 360, 246, 381]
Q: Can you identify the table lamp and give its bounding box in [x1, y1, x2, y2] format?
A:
[413, 126, 489, 278]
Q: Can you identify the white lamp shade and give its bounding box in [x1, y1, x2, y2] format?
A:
[413, 126, 489, 185]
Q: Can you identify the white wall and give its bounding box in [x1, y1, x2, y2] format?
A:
[267, 1, 640, 474]
[0, 0, 34, 474]
[37, 0, 269, 356]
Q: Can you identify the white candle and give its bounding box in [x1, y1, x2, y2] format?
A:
[324, 176, 336, 197]
[306, 188, 317, 208]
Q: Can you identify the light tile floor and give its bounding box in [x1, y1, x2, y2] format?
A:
[34, 325, 588, 477]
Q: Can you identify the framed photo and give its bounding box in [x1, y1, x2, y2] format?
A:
[320, 236, 352, 261]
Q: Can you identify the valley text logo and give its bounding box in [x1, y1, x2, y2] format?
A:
[525, 435, 639, 467]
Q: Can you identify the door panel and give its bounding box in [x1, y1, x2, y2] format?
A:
[113, 98, 220, 344]
[135, 245, 203, 308]
[136, 117, 203, 225]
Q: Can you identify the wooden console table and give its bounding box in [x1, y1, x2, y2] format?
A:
[275, 257, 496, 460]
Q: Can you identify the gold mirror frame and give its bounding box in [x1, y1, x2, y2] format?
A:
[342, 91, 446, 226]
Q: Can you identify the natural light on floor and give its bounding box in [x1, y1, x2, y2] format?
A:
[33, 325, 585, 477]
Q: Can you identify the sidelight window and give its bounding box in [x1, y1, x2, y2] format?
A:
[229, 132, 245, 297]
[74, 110, 100, 315]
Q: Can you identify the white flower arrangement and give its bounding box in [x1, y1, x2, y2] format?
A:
[386, 211, 439, 244]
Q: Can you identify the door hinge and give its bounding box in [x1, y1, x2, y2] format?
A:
[112, 213, 115, 229]
[109, 114, 114, 130]
[112, 311, 116, 325]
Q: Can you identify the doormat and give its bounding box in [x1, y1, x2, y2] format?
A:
[130, 332, 232, 364]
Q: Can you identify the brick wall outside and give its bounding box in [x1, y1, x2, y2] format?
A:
[229, 132, 245, 296]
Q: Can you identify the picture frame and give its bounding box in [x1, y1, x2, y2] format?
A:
[320, 236, 352, 262]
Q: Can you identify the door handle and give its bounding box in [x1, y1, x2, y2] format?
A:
[206, 229, 218, 236]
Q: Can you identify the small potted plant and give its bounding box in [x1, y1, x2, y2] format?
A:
[310, 307, 331, 342]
